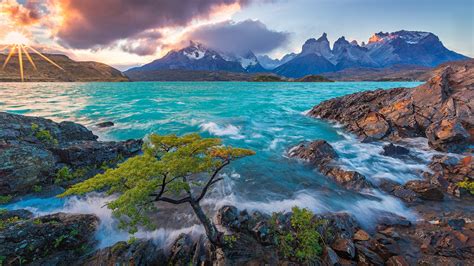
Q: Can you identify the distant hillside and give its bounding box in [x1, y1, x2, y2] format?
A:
[0, 53, 129, 82]
[321, 64, 431, 81]
[125, 69, 255, 81]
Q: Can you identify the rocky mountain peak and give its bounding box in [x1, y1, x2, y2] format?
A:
[368, 32, 390, 43]
[301, 33, 332, 58]
[317, 32, 329, 42]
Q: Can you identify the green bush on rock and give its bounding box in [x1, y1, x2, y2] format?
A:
[458, 180, 474, 195]
[31, 123, 58, 146]
[270, 206, 324, 263]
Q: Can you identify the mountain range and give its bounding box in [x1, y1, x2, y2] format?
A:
[126, 30, 468, 79]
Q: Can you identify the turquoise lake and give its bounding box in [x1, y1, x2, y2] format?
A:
[2, 81, 439, 247]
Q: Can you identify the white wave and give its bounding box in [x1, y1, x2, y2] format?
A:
[300, 108, 312, 115]
[268, 138, 284, 150]
[200, 122, 244, 139]
[330, 133, 432, 184]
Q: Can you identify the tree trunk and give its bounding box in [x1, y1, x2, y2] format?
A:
[189, 200, 222, 246]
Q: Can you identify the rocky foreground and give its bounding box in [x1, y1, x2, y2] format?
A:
[1, 61, 473, 265]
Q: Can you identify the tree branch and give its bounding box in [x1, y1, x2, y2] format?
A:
[159, 196, 192, 204]
[196, 160, 229, 202]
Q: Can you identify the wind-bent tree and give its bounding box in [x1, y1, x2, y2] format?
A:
[59, 133, 254, 246]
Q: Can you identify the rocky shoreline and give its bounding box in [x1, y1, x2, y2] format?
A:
[0, 60, 473, 265]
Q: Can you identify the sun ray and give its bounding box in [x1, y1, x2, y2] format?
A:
[0, 45, 9, 51]
[2, 45, 17, 70]
[27, 46, 65, 71]
[22, 45, 37, 70]
[17, 45, 24, 82]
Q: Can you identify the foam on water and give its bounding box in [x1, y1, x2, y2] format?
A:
[0, 81, 426, 249]
[200, 121, 244, 139]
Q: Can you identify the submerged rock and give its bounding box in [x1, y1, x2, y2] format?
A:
[289, 140, 373, 191]
[309, 60, 474, 153]
[0, 112, 143, 197]
[96, 121, 114, 128]
[0, 212, 99, 265]
[382, 143, 410, 158]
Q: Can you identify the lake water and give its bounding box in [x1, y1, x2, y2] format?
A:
[2, 81, 440, 248]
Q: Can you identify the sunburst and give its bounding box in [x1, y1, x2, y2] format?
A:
[1, 32, 64, 82]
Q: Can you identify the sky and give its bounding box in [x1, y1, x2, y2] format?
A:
[0, 0, 473, 70]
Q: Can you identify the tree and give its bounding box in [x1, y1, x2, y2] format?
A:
[58, 133, 255, 246]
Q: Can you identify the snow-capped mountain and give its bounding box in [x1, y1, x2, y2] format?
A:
[274, 30, 468, 78]
[126, 41, 266, 74]
[257, 53, 296, 70]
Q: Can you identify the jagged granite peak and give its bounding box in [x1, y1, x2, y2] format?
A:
[273, 30, 469, 78]
[301, 33, 332, 59]
[333, 36, 351, 55]
[317, 32, 328, 42]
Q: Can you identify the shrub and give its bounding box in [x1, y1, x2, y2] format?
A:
[0, 195, 12, 205]
[55, 167, 73, 184]
[270, 207, 324, 263]
[31, 123, 58, 146]
[458, 180, 474, 195]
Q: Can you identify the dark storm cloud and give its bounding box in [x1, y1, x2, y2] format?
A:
[185, 20, 289, 54]
[56, 0, 252, 49]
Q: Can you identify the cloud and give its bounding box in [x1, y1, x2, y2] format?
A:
[120, 31, 163, 56]
[0, 0, 43, 26]
[184, 19, 289, 54]
[54, 0, 252, 49]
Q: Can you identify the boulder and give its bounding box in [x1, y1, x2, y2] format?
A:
[55, 139, 142, 167]
[382, 143, 410, 158]
[96, 121, 114, 128]
[289, 140, 373, 191]
[0, 212, 99, 265]
[0, 141, 55, 195]
[83, 239, 167, 266]
[309, 61, 474, 153]
[0, 209, 33, 220]
[332, 238, 356, 259]
[404, 180, 444, 201]
[288, 140, 338, 166]
[0, 112, 143, 197]
[386, 255, 409, 266]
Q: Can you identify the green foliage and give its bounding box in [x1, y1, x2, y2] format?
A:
[0, 195, 12, 205]
[127, 236, 138, 245]
[33, 185, 42, 193]
[55, 166, 89, 184]
[223, 234, 238, 248]
[31, 123, 58, 146]
[458, 180, 474, 195]
[0, 216, 21, 230]
[59, 133, 254, 234]
[55, 167, 73, 183]
[54, 234, 67, 248]
[270, 207, 324, 263]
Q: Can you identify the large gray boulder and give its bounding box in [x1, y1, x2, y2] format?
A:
[309, 60, 474, 153]
[0, 212, 99, 265]
[0, 112, 143, 197]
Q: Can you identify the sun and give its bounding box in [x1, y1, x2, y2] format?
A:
[3, 31, 31, 45]
[1, 31, 64, 82]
